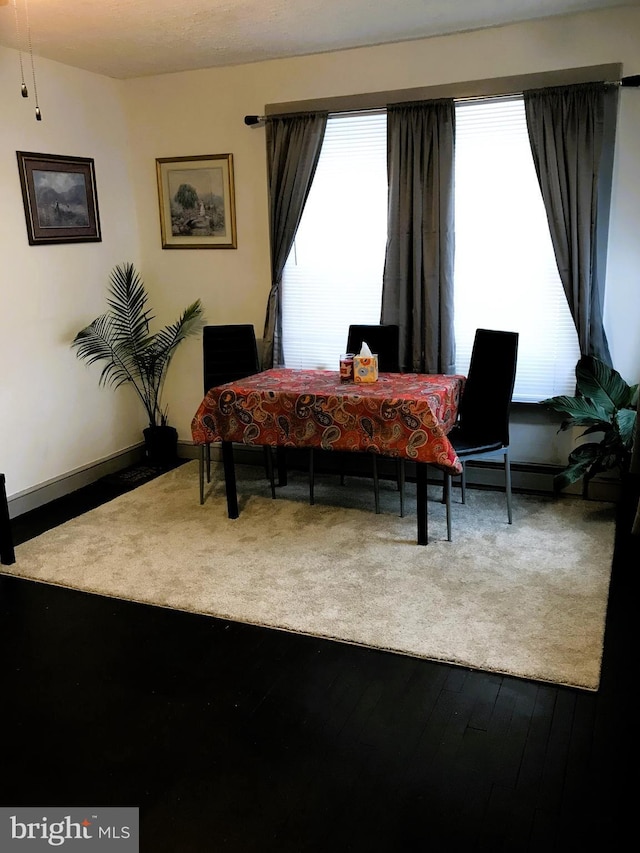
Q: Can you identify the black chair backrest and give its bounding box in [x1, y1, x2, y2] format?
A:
[458, 329, 519, 446]
[346, 324, 400, 373]
[203, 324, 260, 393]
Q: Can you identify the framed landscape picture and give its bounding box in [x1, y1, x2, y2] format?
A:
[156, 153, 237, 249]
[16, 151, 101, 245]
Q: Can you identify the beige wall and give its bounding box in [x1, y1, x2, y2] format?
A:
[1, 50, 143, 499]
[2, 6, 640, 500]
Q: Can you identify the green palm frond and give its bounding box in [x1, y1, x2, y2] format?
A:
[73, 315, 138, 390]
[71, 263, 205, 427]
[106, 262, 154, 348]
[148, 301, 204, 360]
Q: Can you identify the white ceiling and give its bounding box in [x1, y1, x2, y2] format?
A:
[0, 0, 638, 80]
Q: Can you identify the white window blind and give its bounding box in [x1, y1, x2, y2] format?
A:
[281, 112, 387, 369]
[453, 96, 580, 401]
[281, 99, 581, 400]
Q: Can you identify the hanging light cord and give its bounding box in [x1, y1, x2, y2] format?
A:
[12, 0, 41, 120]
[23, 0, 41, 119]
[12, 0, 28, 98]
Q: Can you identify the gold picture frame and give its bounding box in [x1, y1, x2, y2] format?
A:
[16, 151, 101, 245]
[156, 154, 237, 249]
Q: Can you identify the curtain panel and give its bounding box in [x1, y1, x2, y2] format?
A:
[262, 112, 328, 368]
[524, 82, 618, 365]
[631, 391, 640, 536]
[381, 99, 456, 374]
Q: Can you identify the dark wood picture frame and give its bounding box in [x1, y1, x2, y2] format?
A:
[16, 151, 102, 245]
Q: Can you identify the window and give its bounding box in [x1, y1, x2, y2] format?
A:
[453, 97, 580, 401]
[281, 112, 387, 369]
[281, 99, 581, 400]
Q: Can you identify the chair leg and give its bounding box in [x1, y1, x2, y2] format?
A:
[200, 443, 276, 503]
[372, 455, 380, 514]
[309, 448, 315, 505]
[263, 446, 276, 500]
[460, 461, 467, 504]
[397, 459, 405, 518]
[199, 445, 205, 505]
[275, 446, 287, 488]
[504, 449, 513, 524]
[444, 472, 452, 542]
[0, 473, 16, 566]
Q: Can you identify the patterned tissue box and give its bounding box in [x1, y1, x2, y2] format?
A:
[353, 354, 378, 383]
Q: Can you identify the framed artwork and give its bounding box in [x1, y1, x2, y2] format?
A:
[156, 153, 237, 249]
[16, 151, 101, 245]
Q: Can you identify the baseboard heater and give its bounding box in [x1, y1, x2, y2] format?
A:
[8, 441, 620, 520]
[179, 442, 621, 502]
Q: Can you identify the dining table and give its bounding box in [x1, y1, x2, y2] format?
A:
[191, 368, 465, 544]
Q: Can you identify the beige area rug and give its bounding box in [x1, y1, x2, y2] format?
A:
[6, 461, 616, 690]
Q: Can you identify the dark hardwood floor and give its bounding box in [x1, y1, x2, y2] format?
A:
[1, 463, 636, 851]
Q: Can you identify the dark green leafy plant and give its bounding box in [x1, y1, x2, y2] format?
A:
[71, 262, 204, 428]
[541, 355, 638, 494]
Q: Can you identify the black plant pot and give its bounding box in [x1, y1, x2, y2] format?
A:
[143, 425, 178, 467]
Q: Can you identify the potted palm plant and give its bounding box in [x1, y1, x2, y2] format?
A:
[541, 355, 638, 496]
[71, 262, 205, 465]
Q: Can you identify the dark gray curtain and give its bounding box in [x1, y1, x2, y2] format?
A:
[261, 112, 328, 368]
[381, 100, 456, 374]
[524, 82, 618, 364]
[632, 391, 640, 535]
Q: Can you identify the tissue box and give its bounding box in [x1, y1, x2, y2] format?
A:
[353, 354, 378, 383]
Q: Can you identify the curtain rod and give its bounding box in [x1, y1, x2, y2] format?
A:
[244, 74, 640, 127]
[455, 75, 640, 104]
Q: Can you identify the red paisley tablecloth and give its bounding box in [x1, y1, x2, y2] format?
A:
[191, 368, 465, 473]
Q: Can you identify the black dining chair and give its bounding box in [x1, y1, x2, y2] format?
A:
[0, 473, 15, 566]
[200, 324, 275, 504]
[309, 323, 405, 515]
[442, 328, 519, 541]
[345, 324, 401, 373]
